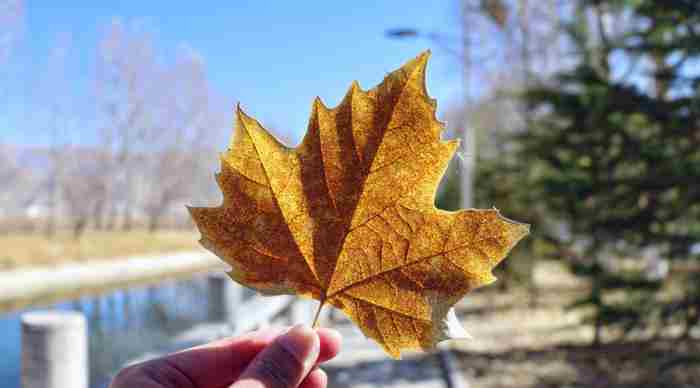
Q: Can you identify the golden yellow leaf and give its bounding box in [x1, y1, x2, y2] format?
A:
[188, 51, 529, 358]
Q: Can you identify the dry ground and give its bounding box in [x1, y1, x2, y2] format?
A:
[324, 261, 699, 387]
[0, 229, 200, 269]
[449, 261, 700, 388]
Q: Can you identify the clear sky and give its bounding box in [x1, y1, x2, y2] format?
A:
[1, 1, 466, 146]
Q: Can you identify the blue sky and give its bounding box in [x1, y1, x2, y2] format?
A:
[1, 1, 466, 146]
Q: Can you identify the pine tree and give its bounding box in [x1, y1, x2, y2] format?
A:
[521, 0, 700, 345]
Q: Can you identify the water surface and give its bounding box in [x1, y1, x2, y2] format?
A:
[0, 276, 216, 388]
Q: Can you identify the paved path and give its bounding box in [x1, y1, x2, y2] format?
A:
[0, 251, 228, 312]
[325, 321, 467, 388]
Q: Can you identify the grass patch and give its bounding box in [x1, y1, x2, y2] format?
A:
[0, 229, 201, 270]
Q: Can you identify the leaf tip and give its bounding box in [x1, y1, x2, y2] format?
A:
[312, 96, 326, 110]
[412, 50, 431, 74]
[340, 80, 359, 101]
[444, 308, 472, 340]
[184, 204, 199, 218]
[493, 207, 531, 238]
[348, 79, 361, 94]
[235, 102, 247, 119]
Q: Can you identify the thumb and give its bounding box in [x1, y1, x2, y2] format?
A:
[231, 325, 320, 388]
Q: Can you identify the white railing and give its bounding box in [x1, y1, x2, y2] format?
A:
[205, 272, 314, 334]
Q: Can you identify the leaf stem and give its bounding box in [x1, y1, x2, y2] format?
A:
[311, 299, 325, 328]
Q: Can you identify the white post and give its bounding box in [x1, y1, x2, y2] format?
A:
[208, 273, 241, 330]
[21, 311, 88, 388]
[460, 125, 475, 208]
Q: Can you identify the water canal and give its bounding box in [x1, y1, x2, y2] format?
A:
[0, 275, 218, 388]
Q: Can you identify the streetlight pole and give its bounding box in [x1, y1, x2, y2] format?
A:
[459, 1, 474, 209]
[385, 8, 474, 209]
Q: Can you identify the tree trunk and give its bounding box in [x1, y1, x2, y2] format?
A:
[45, 216, 56, 239]
[45, 180, 57, 239]
[73, 217, 87, 240]
[148, 213, 160, 234]
[682, 289, 699, 339]
[591, 258, 603, 348]
[122, 206, 132, 231]
[528, 280, 539, 309]
[105, 203, 117, 231]
[92, 199, 105, 230]
[592, 307, 602, 348]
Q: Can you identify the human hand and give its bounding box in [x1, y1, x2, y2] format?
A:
[109, 325, 342, 388]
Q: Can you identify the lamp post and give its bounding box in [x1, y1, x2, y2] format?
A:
[386, 18, 474, 209]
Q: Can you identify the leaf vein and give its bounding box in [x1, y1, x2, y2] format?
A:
[240, 119, 322, 287]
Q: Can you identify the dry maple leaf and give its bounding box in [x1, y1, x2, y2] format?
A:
[188, 51, 529, 358]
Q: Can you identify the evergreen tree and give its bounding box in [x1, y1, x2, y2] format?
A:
[521, 0, 700, 345]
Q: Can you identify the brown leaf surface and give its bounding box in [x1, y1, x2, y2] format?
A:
[188, 51, 529, 358]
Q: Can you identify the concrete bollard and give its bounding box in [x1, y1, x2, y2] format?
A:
[21, 311, 88, 388]
[207, 273, 242, 329]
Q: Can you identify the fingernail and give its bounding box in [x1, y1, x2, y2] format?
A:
[318, 327, 342, 346]
[277, 324, 320, 369]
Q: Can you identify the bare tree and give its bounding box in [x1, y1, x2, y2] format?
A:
[93, 21, 227, 232]
[95, 19, 158, 231]
[40, 32, 74, 238]
[462, 0, 571, 91]
[142, 47, 225, 232]
[0, 145, 31, 228]
[61, 147, 107, 239]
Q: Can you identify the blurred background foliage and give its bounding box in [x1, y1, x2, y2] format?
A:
[432, 0, 700, 351]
